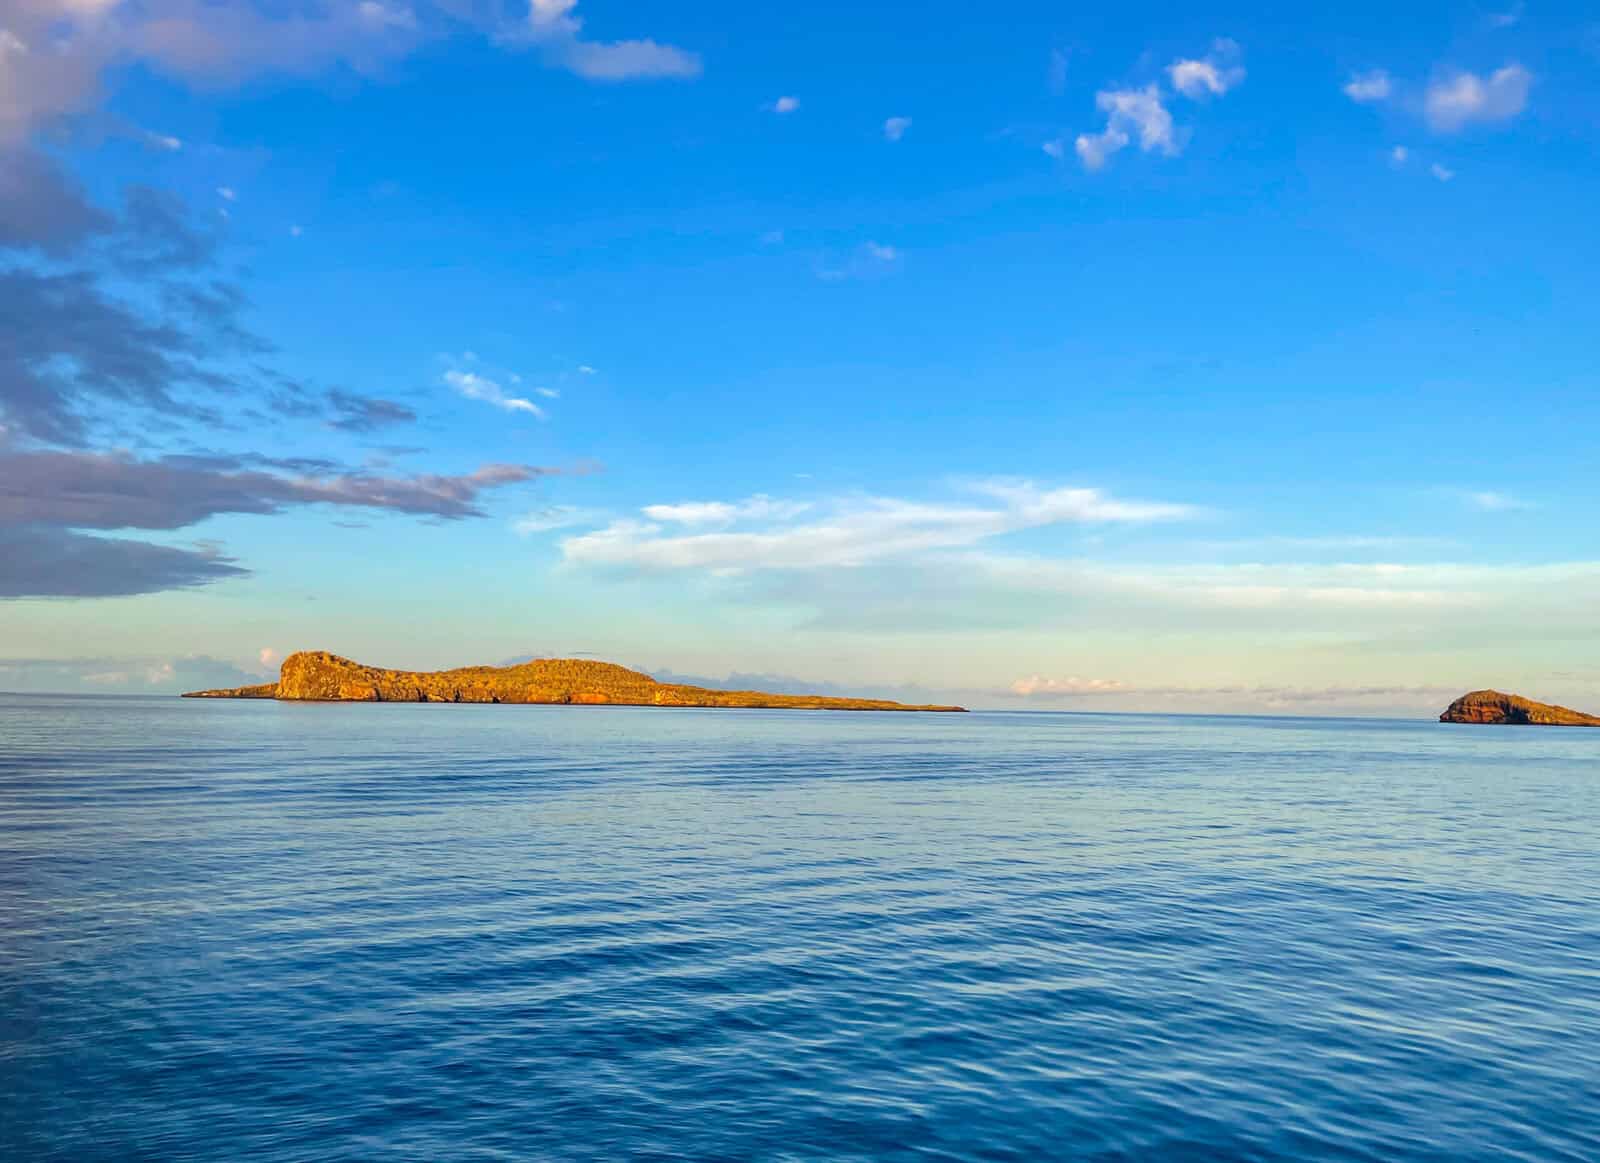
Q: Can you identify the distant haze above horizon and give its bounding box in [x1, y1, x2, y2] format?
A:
[4, 0, 1599, 715]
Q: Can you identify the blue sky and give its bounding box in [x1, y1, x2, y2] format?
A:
[3, 0, 1599, 712]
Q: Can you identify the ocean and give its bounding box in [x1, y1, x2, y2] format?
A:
[2, 695, 1597, 1161]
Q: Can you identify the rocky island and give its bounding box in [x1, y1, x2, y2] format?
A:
[184, 650, 966, 712]
[1439, 690, 1600, 727]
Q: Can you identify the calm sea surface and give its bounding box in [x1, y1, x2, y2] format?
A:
[2, 696, 1597, 1161]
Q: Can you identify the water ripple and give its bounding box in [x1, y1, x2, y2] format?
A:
[2, 697, 1598, 1161]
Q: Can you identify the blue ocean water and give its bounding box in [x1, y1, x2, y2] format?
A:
[1, 696, 1597, 1161]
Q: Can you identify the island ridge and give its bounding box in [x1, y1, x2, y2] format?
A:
[184, 651, 967, 712]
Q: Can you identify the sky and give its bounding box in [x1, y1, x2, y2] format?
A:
[3, 0, 1599, 714]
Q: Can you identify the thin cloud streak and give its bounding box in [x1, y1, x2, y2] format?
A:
[563, 481, 1200, 571]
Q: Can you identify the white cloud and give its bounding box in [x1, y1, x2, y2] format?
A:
[642, 495, 813, 526]
[770, 95, 799, 114]
[1075, 85, 1177, 171]
[883, 115, 911, 141]
[217, 186, 236, 201]
[259, 647, 278, 668]
[1011, 675, 1128, 696]
[1424, 64, 1531, 132]
[563, 480, 1198, 572]
[1390, 145, 1409, 165]
[1042, 139, 1066, 160]
[864, 241, 898, 262]
[1167, 38, 1244, 100]
[523, 0, 700, 81]
[1430, 162, 1456, 182]
[1343, 70, 1392, 104]
[1075, 126, 1130, 170]
[445, 369, 546, 417]
[146, 131, 183, 151]
[577, 364, 596, 374]
[534, 387, 559, 398]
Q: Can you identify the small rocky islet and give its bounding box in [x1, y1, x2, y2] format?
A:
[184, 650, 967, 712]
[1439, 690, 1600, 727]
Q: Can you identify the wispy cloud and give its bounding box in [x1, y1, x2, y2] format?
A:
[1048, 47, 1070, 94]
[816, 241, 901, 281]
[563, 480, 1199, 571]
[769, 95, 800, 114]
[2, 449, 558, 529]
[1343, 70, 1393, 104]
[883, 116, 911, 142]
[326, 389, 416, 432]
[0, 449, 563, 597]
[1011, 675, 1129, 696]
[445, 369, 546, 417]
[513, 505, 601, 535]
[1424, 64, 1531, 132]
[1431, 162, 1456, 182]
[1487, 3, 1524, 29]
[1466, 490, 1530, 511]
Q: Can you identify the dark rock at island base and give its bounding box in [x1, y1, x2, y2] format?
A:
[183, 650, 967, 713]
[1439, 690, 1600, 727]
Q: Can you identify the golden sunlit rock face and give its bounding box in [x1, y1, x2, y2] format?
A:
[1439, 690, 1600, 726]
[184, 651, 966, 712]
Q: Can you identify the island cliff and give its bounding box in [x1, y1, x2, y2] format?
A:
[184, 651, 966, 712]
[1439, 690, 1600, 727]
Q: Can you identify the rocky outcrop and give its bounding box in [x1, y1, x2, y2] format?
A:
[184, 650, 966, 712]
[183, 683, 278, 698]
[1440, 690, 1600, 726]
